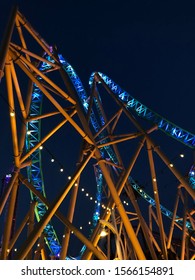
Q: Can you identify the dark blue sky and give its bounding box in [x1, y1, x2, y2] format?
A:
[0, 0, 195, 257]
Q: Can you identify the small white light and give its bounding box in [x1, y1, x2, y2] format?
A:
[100, 228, 108, 237]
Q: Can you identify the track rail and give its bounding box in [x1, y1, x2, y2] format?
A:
[90, 72, 195, 149]
[27, 52, 195, 258]
[61, 56, 195, 230]
[1, 9, 194, 260]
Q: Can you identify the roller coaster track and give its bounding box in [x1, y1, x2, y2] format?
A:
[26, 52, 195, 257]
[62, 57, 195, 228]
[90, 72, 195, 148]
[1, 10, 195, 259]
[26, 59, 62, 256]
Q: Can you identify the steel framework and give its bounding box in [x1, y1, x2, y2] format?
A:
[0, 8, 195, 260]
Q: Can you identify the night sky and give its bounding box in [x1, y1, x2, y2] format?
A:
[0, 0, 195, 257]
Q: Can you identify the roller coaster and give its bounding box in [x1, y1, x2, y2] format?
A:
[0, 8, 195, 260]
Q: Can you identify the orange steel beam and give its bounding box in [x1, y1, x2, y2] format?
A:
[9, 46, 76, 105]
[8, 52, 94, 148]
[16, 12, 54, 60]
[14, 149, 96, 259]
[83, 138, 156, 260]
[18, 173, 107, 260]
[5, 58, 20, 167]
[96, 73, 195, 200]
[167, 188, 181, 249]
[59, 68, 146, 260]
[21, 113, 76, 164]
[146, 140, 168, 259]
[0, 179, 19, 259]
[10, 43, 60, 70]
[0, 6, 17, 81]
[15, 16, 31, 62]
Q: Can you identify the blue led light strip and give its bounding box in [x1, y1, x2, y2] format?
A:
[26, 57, 61, 257]
[90, 72, 195, 149]
[61, 60, 194, 232]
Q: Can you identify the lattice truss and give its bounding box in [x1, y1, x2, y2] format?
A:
[0, 8, 195, 260]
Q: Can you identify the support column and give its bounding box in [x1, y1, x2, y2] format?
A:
[147, 140, 168, 260]
[0, 6, 17, 81]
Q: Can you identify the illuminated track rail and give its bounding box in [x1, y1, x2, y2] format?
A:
[90, 72, 195, 149]
[1, 10, 194, 259]
[26, 52, 195, 257]
[26, 57, 61, 256]
[60, 57, 195, 232]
